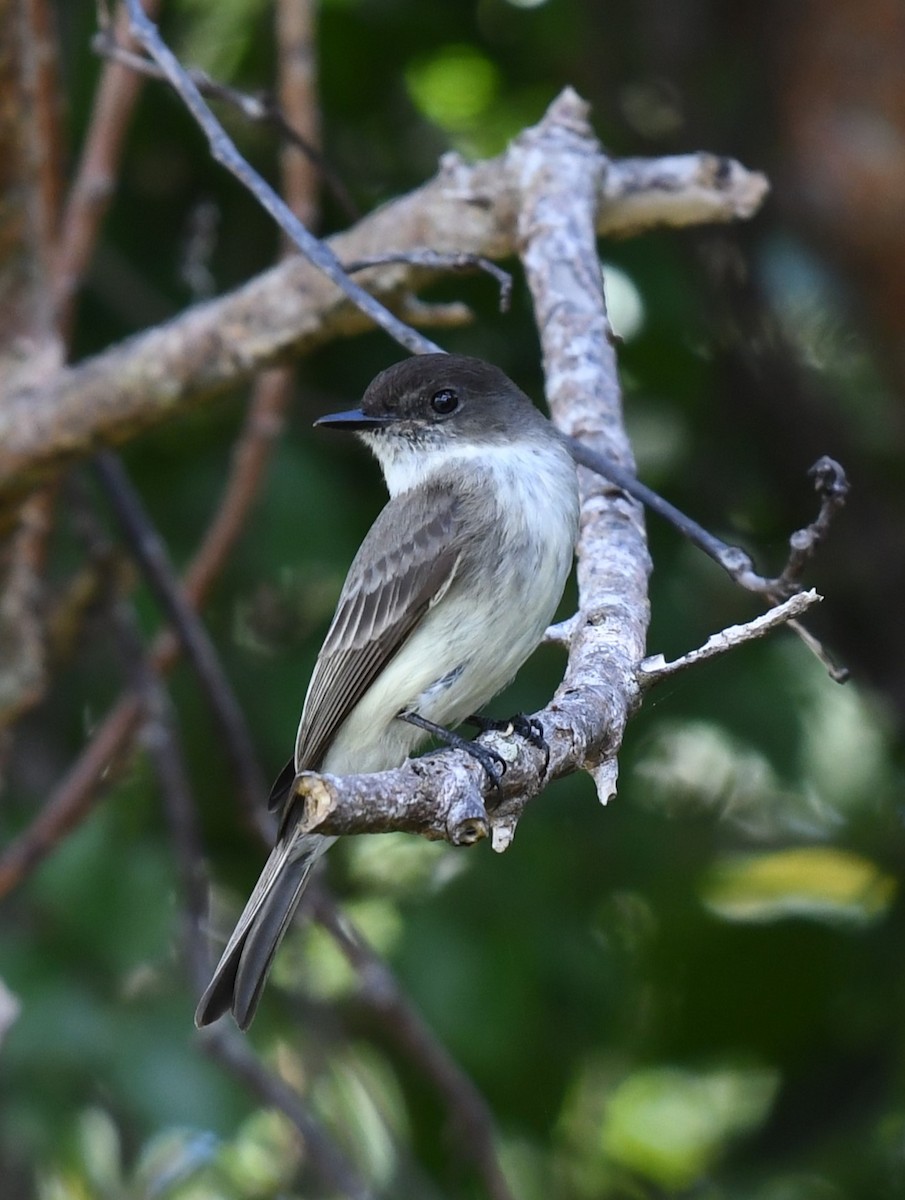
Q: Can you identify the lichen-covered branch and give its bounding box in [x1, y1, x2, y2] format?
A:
[267, 93, 782, 852]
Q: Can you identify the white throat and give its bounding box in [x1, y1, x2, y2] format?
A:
[361, 431, 567, 500]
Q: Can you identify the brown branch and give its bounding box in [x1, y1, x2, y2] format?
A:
[0, 110, 767, 509]
[54, 0, 161, 340]
[274, 0, 327, 228]
[0, 0, 67, 724]
[313, 892, 517, 1200]
[124, 0, 441, 360]
[0, 692, 142, 897]
[0, 490, 53, 726]
[0, 0, 62, 362]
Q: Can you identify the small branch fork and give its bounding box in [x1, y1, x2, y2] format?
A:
[568, 440, 850, 680]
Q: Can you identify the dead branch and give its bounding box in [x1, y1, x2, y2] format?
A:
[638, 590, 823, 683]
[90, 27, 357, 224]
[268, 93, 817, 852]
[0, 100, 767, 509]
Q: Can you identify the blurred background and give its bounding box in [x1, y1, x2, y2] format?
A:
[2, 1, 904, 1197]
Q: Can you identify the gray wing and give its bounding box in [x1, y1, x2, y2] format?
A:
[291, 484, 465, 777]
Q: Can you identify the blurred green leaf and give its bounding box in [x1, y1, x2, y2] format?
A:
[600, 1065, 779, 1189]
[700, 846, 897, 927]
[405, 44, 500, 133]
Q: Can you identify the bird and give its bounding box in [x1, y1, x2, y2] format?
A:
[195, 353, 579, 1029]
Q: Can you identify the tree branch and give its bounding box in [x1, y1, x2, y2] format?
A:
[259, 93, 821, 852]
[124, 0, 440, 360]
[638, 590, 823, 683]
[0, 93, 767, 509]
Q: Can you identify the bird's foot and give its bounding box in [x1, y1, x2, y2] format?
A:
[466, 713, 550, 773]
[399, 710, 507, 788]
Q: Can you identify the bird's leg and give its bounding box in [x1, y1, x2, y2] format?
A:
[466, 713, 550, 772]
[398, 710, 507, 788]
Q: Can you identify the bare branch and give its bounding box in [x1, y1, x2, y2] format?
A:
[55, 0, 161, 339]
[94, 451, 269, 814]
[513, 89, 651, 812]
[565, 441, 849, 678]
[598, 153, 768, 236]
[279, 588, 822, 846]
[0, 95, 767, 509]
[124, 0, 440, 358]
[313, 892, 517, 1200]
[90, 29, 358, 223]
[638, 590, 823, 684]
[345, 250, 513, 312]
[0, 491, 53, 725]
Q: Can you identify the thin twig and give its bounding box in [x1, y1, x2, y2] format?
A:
[124, 0, 440, 357]
[566, 438, 849, 679]
[54, 0, 162, 338]
[344, 251, 513, 312]
[638, 590, 823, 684]
[90, 30, 359, 223]
[313, 892, 517, 1200]
[93, 451, 269, 812]
[565, 440, 849, 599]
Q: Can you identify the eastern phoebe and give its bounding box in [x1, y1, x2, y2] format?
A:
[195, 354, 579, 1029]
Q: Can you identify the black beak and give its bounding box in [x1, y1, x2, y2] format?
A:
[315, 408, 396, 431]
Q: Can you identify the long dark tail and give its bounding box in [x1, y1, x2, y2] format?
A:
[195, 834, 327, 1030]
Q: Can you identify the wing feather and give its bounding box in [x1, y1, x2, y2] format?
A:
[292, 485, 465, 775]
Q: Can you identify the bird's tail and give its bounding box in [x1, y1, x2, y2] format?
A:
[195, 833, 329, 1030]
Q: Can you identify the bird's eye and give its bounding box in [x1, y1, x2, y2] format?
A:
[430, 388, 459, 415]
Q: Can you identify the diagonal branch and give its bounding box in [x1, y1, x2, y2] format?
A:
[0, 106, 767, 509]
[124, 0, 440, 359]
